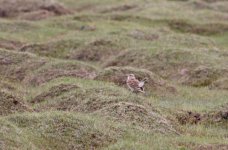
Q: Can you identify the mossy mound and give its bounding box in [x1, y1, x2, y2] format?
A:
[96, 66, 177, 96]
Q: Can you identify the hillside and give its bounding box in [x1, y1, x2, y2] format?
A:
[0, 0, 228, 149]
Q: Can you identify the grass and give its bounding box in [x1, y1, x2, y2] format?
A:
[0, 0, 227, 149]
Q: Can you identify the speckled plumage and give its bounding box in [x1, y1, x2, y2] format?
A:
[126, 74, 145, 93]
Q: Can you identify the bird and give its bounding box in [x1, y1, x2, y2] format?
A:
[126, 74, 147, 93]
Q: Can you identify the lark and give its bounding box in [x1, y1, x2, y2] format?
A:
[126, 74, 146, 93]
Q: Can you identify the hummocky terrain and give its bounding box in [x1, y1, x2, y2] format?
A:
[0, 0, 228, 149]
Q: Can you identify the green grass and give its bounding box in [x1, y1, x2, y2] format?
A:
[0, 0, 228, 149]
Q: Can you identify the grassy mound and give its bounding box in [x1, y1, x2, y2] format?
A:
[0, 91, 31, 116]
[0, 0, 71, 20]
[0, 0, 228, 148]
[195, 144, 228, 150]
[0, 80, 16, 92]
[180, 66, 228, 87]
[168, 19, 228, 35]
[20, 39, 81, 58]
[204, 103, 228, 124]
[104, 48, 227, 81]
[210, 78, 228, 90]
[70, 39, 124, 63]
[28, 78, 178, 134]
[104, 49, 200, 79]
[0, 38, 24, 50]
[33, 79, 144, 112]
[179, 66, 222, 87]
[96, 66, 177, 96]
[26, 61, 96, 86]
[0, 112, 120, 150]
[31, 83, 78, 103]
[128, 29, 159, 41]
[0, 49, 46, 81]
[95, 102, 177, 134]
[0, 49, 96, 84]
[176, 103, 228, 125]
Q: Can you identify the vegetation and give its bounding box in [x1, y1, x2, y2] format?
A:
[0, 0, 227, 149]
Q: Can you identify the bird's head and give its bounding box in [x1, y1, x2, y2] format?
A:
[127, 74, 136, 80]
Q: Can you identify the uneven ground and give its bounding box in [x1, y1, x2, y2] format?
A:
[0, 0, 228, 149]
